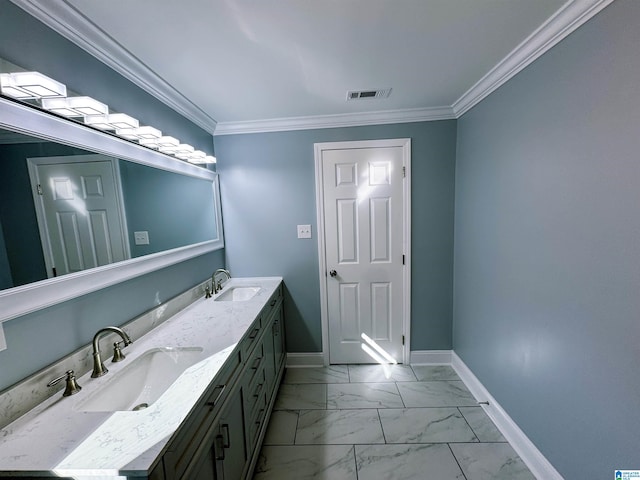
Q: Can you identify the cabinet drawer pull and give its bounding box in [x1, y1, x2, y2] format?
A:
[221, 424, 231, 448]
[248, 328, 260, 340]
[215, 434, 225, 461]
[251, 356, 262, 370]
[255, 409, 265, 426]
[253, 383, 263, 398]
[270, 299, 277, 307]
[206, 384, 226, 410]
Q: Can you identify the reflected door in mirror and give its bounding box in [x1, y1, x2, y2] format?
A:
[29, 155, 128, 277]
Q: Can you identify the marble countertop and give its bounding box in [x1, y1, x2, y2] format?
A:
[0, 277, 282, 479]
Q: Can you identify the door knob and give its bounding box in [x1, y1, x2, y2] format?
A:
[329, 270, 337, 277]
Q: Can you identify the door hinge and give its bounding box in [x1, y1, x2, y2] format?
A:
[37, 184, 43, 195]
[402, 335, 405, 345]
[402, 166, 406, 178]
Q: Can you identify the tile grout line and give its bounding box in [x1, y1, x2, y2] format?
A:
[457, 406, 481, 443]
[352, 444, 359, 480]
[376, 408, 388, 444]
[447, 442, 469, 480]
[292, 409, 300, 445]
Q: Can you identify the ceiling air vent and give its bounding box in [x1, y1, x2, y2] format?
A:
[346, 88, 392, 101]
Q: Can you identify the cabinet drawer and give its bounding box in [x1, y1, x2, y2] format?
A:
[247, 395, 268, 451]
[260, 287, 282, 323]
[163, 350, 241, 479]
[244, 342, 265, 385]
[241, 316, 263, 361]
[244, 365, 266, 421]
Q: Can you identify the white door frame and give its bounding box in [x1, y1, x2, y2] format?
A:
[27, 154, 131, 278]
[314, 138, 411, 365]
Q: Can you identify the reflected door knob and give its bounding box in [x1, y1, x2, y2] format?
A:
[329, 270, 337, 277]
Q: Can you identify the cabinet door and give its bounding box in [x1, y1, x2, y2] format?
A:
[272, 306, 286, 372]
[188, 438, 219, 480]
[262, 325, 276, 393]
[177, 423, 221, 480]
[217, 387, 247, 480]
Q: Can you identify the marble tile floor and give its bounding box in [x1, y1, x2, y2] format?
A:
[254, 365, 535, 480]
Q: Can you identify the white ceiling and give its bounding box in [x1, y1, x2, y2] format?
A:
[14, 0, 612, 133]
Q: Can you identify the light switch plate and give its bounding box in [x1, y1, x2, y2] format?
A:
[297, 224, 312, 239]
[134, 231, 150, 245]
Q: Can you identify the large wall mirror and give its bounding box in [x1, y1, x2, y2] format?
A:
[0, 96, 224, 324]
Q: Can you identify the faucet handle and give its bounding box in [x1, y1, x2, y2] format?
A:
[47, 370, 82, 397]
[112, 341, 127, 363]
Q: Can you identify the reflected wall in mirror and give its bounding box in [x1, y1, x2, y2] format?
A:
[0, 96, 224, 323]
[0, 128, 219, 289]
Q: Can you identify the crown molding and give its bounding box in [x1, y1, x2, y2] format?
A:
[214, 106, 455, 135]
[9, 0, 613, 135]
[452, 0, 616, 117]
[8, 0, 218, 134]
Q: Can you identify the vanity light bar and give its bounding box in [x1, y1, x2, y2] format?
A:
[173, 143, 195, 160]
[135, 126, 162, 139]
[85, 113, 139, 130]
[139, 138, 160, 149]
[116, 126, 162, 141]
[42, 96, 108, 117]
[157, 136, 180, 147]
[0, 69, 216, 162]
[115, 128, 141, 140]
[0, 72, 67, 99]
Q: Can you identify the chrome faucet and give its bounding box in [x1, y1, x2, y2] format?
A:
[91, 326, 133, 378]
[212, 268, 231, 294]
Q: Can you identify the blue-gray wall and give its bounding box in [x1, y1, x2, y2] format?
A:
[215, 121, 457, 353]
[0, 2, 223, 393]
[453, 0, 640, 477]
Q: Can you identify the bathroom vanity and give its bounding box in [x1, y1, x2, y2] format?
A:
[0, 277, 285, 480]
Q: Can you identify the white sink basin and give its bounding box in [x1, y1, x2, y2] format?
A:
[75, 347, 203, 412]
[215, 286, 260, 302]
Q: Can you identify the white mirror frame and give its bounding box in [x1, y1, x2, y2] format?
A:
[0, 97, 224, 324]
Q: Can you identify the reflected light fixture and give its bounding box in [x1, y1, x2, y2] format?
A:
[42, 96, 108, 117]
[0, 71, 67, 99]
[85, 113, 138, 130]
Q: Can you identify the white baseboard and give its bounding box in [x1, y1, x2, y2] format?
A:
[410, 350, 453, 365]
[286, 352, 325, 368]
[286, 350, 453, 367]
[451, 352, 563, 480]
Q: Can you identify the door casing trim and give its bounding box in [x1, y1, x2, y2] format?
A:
[314, 138, 412, 365]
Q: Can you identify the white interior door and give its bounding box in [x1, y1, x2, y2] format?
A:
[29, 155, 128, 278]
[317, 140, 410, 364]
